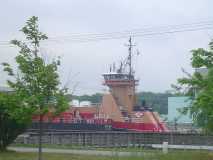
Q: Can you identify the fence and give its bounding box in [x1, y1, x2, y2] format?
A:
[16, 131, 213, 147]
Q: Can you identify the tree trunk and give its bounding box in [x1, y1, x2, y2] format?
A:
[38, 114, 43, 160]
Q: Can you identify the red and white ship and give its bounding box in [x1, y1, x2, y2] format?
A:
[32, 38, 168, 132]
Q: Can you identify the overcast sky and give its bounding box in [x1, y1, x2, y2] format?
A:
[0, 0, 213, 95]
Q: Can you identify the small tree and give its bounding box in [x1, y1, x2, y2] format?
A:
[0, 92, 31, 151]
[174, 39, 213, 133]
[2, 16, 69, 159]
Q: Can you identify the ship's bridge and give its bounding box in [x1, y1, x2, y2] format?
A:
[103, 72, 139, 86]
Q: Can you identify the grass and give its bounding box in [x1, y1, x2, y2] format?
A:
[0, 151, 109, 160]
[1, 149, 213, 160]
[11, 143, 159, 152]
[11, 143, 85, 150]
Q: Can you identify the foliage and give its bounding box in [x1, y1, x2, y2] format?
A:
[0, 92, 31, 151]
[69, 92, 174, 114]
[0, 150, 213, 160]
[2, 16, 69, 120]
[2, 16, 69, 158]
[137, 92, 173, 114]
[69, 93, 103, 104]
[174, 39, 213, 132]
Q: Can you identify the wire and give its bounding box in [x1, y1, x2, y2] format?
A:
[48, 26, 213, 43]
[45, 20, 213, 42]
[48, 20, 213, 39]
[0, 20, 213, 46]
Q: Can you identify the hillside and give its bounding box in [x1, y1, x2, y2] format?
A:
[67, 92, 175, 114]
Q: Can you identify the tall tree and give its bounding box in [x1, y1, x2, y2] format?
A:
[2, 16, 68, 159]
[174, 39, 213, 132]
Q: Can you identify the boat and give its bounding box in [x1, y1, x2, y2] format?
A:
[32, 37, 168, 132]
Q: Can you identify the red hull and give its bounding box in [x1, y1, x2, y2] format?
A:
[112, 121, 168, 132]
[32, 112, 168, 132]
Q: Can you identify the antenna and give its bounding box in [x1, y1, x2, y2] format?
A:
[113, 63, 116, 72]
[125, 37, 136, 77]
[117, 61, 123, 73]
[110, 65, 112, 72]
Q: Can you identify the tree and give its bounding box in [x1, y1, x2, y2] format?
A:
[174, 39, 213, 132]
[137, 92, 173, 114]
[2, 16, 69, 159]
[70, 92, 175, 114]
[0, 92, 31, 151]
[70, 93, 103, 104]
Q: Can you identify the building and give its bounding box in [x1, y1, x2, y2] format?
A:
[0, 86, 13, 92]
[167, 97, 196, 132]
[168, 97, 192, 123]
[195, 68, 208, 76]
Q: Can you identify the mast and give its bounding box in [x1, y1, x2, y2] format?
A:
[126, 37, 136, 78]
[102, 37, 139, 113]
